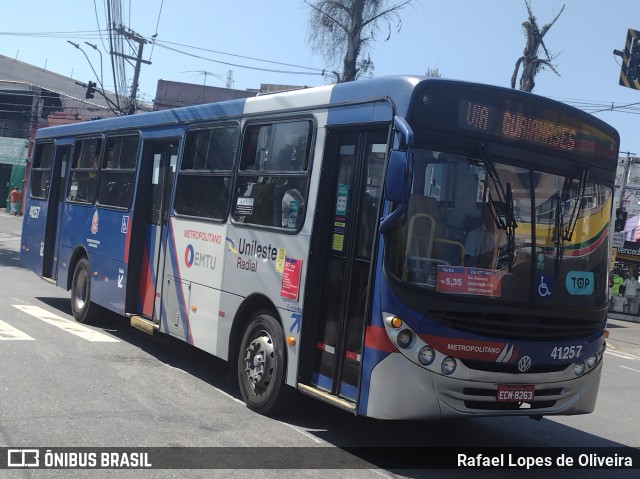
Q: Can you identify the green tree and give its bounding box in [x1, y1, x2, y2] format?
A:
[305, 0, 415, 83]
[511, 0, 565, 92]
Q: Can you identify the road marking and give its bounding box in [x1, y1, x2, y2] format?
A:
[620, 365, 640, 373]
[0, 319, 35, 340]
[12, 305, 119, 342]
[605, 350, 638, 360]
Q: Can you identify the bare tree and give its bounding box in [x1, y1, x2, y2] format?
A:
[425, 67, 441, 78]
[305, 0, 415, 83]
[511, 0, 565, 92]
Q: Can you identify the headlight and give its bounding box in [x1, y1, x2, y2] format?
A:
[441, 357, 457, 375]
[574, 362, 586, 376]
[418, 345, 435, 366]
[586, 355, 598, 369]
[396, 329, 413, 349]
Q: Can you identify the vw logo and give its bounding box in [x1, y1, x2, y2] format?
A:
[518, 356, 532, 372]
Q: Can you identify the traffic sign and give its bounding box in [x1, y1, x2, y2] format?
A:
[613, 231, 625, 248]
[619, 28, 640, 90]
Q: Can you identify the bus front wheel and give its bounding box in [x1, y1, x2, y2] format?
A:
[237, 310, 293, 415]
[70, 258, 95, 323]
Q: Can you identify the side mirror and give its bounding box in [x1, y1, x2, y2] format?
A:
[380, 116, 414, 234]
[384, 149, 407, 203]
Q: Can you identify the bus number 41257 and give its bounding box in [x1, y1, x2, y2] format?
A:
[550, 345, 582, 360]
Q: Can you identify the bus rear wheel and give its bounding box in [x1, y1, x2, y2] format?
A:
[70, 258, 95, 323]
[237, 310, 293, 415]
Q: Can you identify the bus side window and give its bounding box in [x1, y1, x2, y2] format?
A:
[233, 120, 312, 229]
[67, 137, 102, 204]
[174, 125, 238, 220]
[30, 142, 55, 199]
[97, 134, 139, 209]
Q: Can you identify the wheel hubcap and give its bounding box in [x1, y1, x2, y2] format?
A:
[243, 330, 275, 393]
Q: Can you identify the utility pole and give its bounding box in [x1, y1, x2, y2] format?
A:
[226, 70, 234, 89]
[112, 25, 151, 115]
[618, 151, 636, 209]
[613, 151, 636, 234]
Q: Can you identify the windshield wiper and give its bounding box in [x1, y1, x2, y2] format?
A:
[553, 170, 589, 279]
[478, 143, 518, 269]
[478, 144, 507, 227]
[562, 169, 589, 241]
[505, 182, 518, 271]
[554, 193, 564, 280]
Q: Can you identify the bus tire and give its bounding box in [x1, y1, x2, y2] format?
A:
[70, 258, 95, 323]
[237, 309, 293, 415]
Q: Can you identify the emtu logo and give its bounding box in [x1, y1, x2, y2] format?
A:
[184, 244, 195, 268]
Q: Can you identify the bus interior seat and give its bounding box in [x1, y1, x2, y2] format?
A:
[432, 239, 465, 266]
[407, 194, 446, 238]
[403, 213, 435, 281]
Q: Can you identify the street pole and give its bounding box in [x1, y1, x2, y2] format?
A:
[619, 151, 636, 210]
[112, 25, 151, 115]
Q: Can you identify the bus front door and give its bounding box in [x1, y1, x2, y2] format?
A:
[128, 139, 178, 325]
[306, 128, 387, 404]
[43, 145, 71, 281]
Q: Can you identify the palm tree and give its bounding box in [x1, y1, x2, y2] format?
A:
[511, 0, 565, 92]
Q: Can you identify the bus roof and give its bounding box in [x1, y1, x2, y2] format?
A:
[34, 75, 618, 145]
[35, 75, 426, 140]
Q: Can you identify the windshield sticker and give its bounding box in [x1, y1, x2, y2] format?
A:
[566, 271, 594, 295]
[235, 197, 254, 216]
[332, 221, 346, 252]
[436, 266, 501, 297]
[275, 248, 286, 273]
[537, 274, 553, 298]
[336, 184, 349, 215]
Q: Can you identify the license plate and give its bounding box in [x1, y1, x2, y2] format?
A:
[496, 384, 535, 402]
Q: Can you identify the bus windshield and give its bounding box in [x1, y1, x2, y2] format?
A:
[386, 148, 612, 307]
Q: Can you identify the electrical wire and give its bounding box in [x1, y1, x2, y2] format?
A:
[153, 42, 324, 76]
[148, 0, 164, 61]
[153, 39, 326, 73]
[0, 30, 325, 76]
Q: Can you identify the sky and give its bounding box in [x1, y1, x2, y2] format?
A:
[2, 0, 640, 155]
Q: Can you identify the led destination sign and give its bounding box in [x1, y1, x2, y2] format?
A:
[454, 99, 619, 162]
[462, 100, 577, 151]
[459, 100, 577, 153]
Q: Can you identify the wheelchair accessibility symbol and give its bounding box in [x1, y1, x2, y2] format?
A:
[537, 274, 553, 298]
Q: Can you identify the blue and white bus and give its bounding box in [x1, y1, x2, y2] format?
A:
[21, 76, 619, 419]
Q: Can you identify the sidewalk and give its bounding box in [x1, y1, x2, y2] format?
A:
[607, 311, 640, 324]
[0, 207, 22, 217]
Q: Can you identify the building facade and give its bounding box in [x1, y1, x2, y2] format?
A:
[610, 155, 640, 321]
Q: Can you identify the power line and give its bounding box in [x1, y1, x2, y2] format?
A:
[153, 42, 324, 76]
[0, 29, 325, 76]
[149, 0, 164, 61]
[153, 39, 326, 74]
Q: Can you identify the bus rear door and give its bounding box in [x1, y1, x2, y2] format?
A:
[42, 144, 71, 281]
[127, 139, 178, 329]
